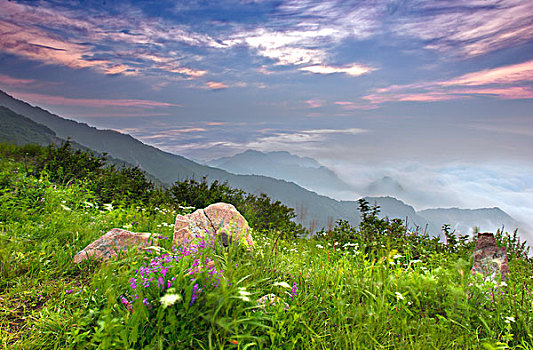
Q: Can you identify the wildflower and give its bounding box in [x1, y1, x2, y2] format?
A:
[395, 292, 404, 300]
[103, 203, 113, 211]
[505, 316, 515, 324]
[65, 288, 73, 294]
[160, 292, 182, 309]
[316, 244, 324, 249]
[273, 281, 291, 289]
[290, 282, 297, 300]
[237, 287, 251, 302]
[190, 284, 200, 305]
[120, 295, 133, 312]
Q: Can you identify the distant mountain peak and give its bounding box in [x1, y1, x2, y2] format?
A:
[365, 176, 404, 195]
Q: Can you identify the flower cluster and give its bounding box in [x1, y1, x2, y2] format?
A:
[187, 256, 224, 305]
[132, 253, 179, 291]
[120, 229, 225, 311]
[290, 282, 298, 300]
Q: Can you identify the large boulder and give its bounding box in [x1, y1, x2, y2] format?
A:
[73, 228, 157, 264]
[173, 203, 253, 248]
[471, 232, 509, 281]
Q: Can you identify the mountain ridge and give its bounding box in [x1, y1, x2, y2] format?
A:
[207, 149, 357, 198]
[0, 89, 523, 236]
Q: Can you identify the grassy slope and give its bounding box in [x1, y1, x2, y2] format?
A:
[0, 155, 532, 349]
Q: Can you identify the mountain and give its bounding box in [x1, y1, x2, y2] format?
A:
[207, 149, 356, 198]
[0, 106, 62, 146]
[0, 90, 358, 229]
[210, 150, 322, 169]
[365, 176, 404, 197]
[419, 207, 521, 235]
[364, 196, 439, 234]
[0, 89, 523, 237]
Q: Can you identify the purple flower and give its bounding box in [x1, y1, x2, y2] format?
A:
[190, 283, 200, 305]
[66, 288, 73, 294]
[290, 282, 297, 300]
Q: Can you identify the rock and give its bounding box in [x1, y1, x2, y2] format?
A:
[73, 228, 157, 264]
[471, 232, 509, 281]
[173, 203, 253, 248]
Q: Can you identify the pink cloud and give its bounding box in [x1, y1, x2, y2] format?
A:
[366, 59, 533, 104]
[0, 1, 210, 79]
[139, 128, 207, 139]
[364, 92, 458, 104]
[306, 99, 324, 108]
[449, 86, 533, 100]
[0, 74, 35, 87]
[206, 81, 228, 90]
[11, 92, 181, 108]
[205, 121, 227, 126]
[395, 0, 533, 58]
[438, 60, 533, 87]
[334, 101, 378, 110]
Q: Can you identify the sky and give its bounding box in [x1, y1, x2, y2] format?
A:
[0, 0, 532, 240]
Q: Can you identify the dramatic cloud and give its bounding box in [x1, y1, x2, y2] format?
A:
[394, 0, 533, 58]
[438, 60, 533, 87]
[366, 59, 533, 104]
[0, 0, 217, 78]
[221, 1, 381, 69]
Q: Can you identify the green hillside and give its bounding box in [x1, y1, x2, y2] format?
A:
[1, 143, 532, 349]
[0, 106, 61, 146]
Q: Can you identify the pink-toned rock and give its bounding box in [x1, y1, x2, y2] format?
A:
[173, 203, 253, 248]
[73, 228, 157, 264]
[472, 232, 509, 281]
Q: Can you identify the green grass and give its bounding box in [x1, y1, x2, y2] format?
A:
[1, 151, 533, 349]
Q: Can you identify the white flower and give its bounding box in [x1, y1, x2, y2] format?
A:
[395, 292, 404, 300]
[103, 203, 113, 211]
[60, 204, 71, 211]
[505, 316, 515, 324]
[272, 281, 291, 289]
[316, 244, 324, 249]
[236, 288, 251, 302]
[160, 293, 182, 308]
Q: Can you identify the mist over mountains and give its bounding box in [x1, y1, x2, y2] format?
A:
[0, 89, 524, 239]
[208, 150, 357, 200]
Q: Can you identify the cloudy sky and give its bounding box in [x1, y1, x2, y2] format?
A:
[1, 0, 532, 239]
